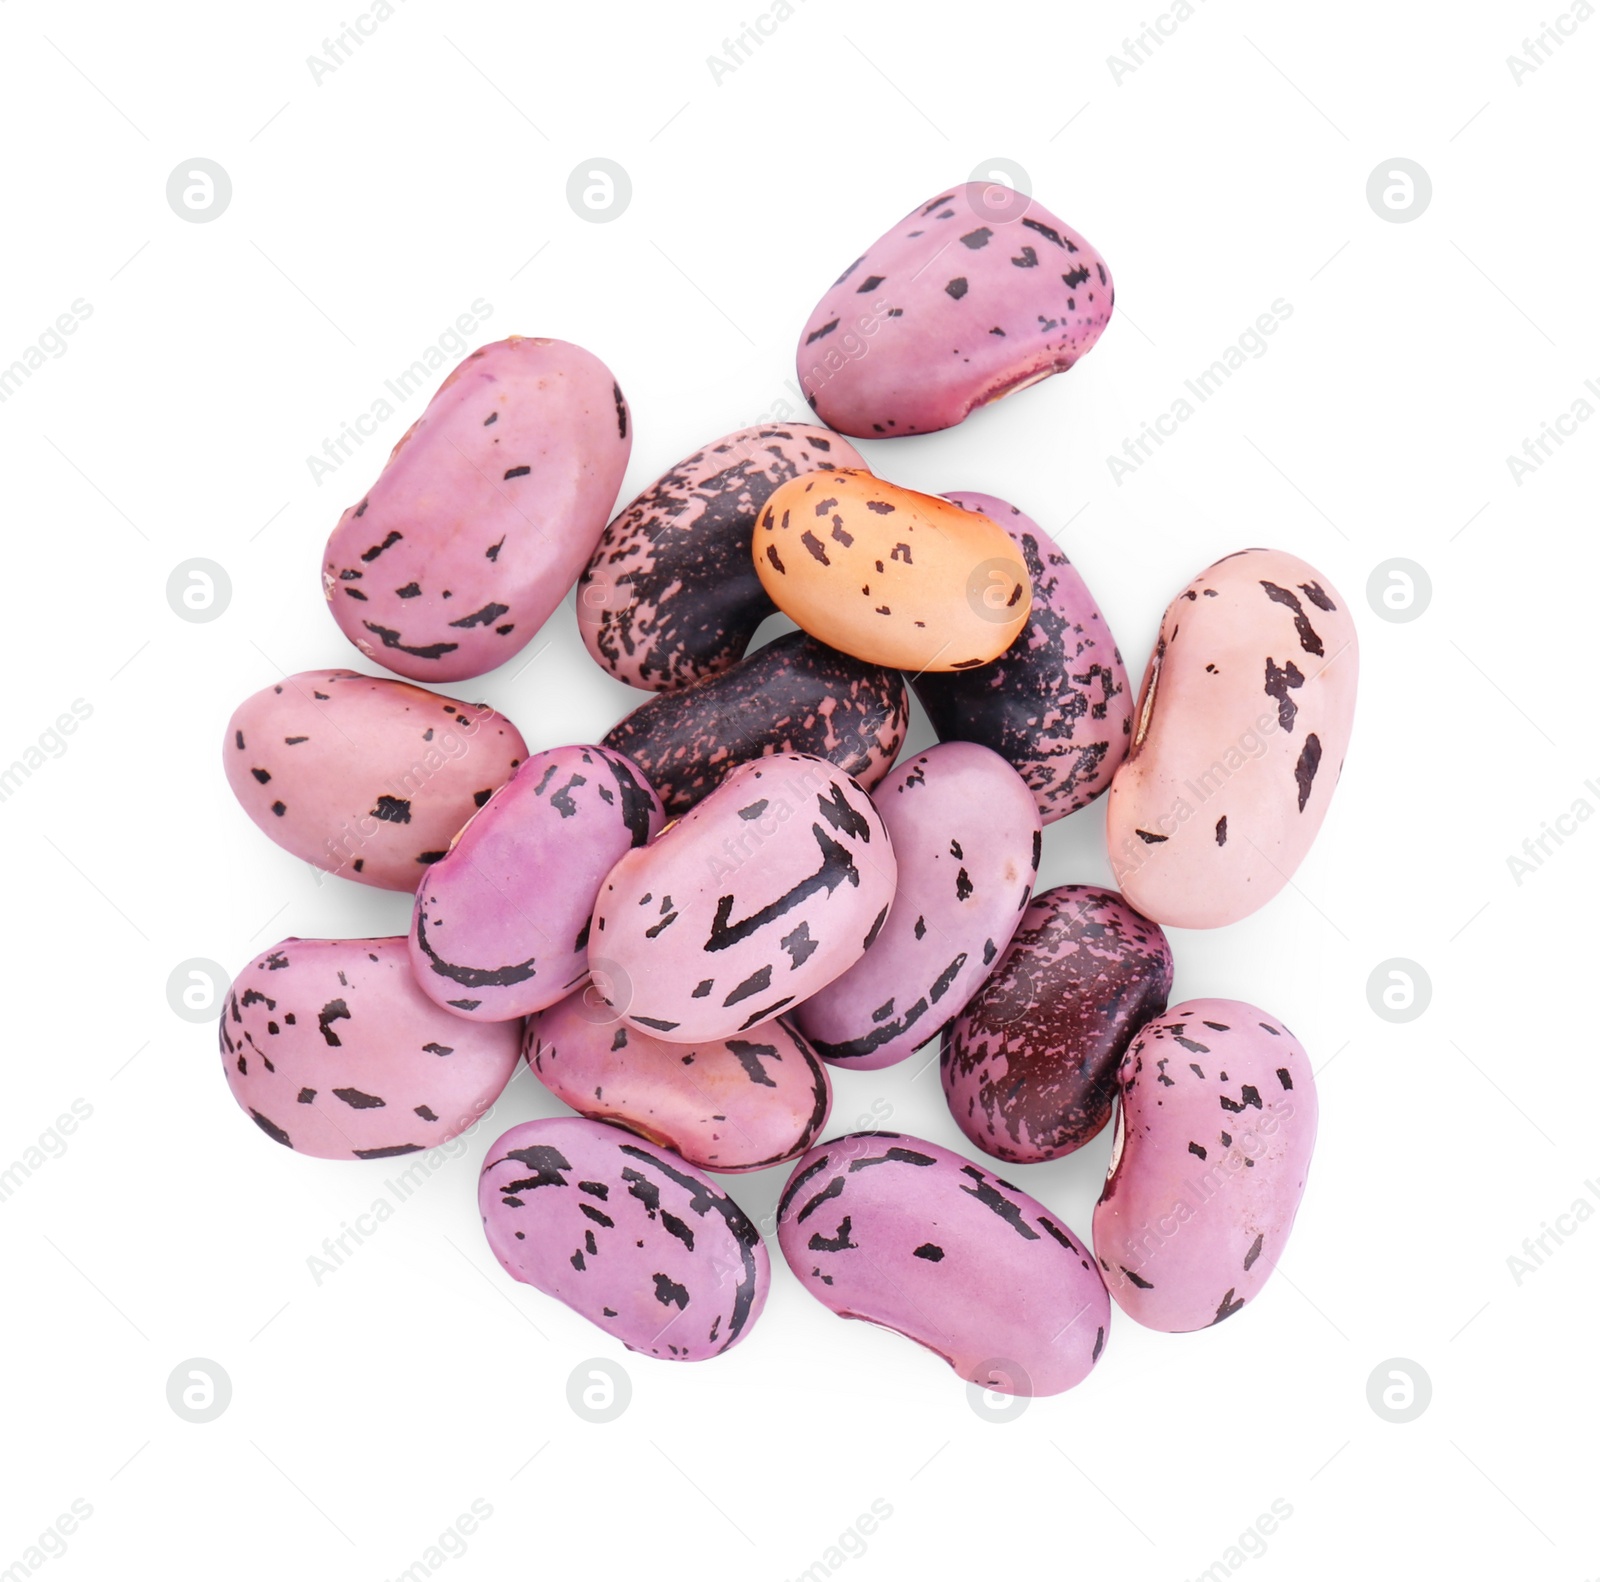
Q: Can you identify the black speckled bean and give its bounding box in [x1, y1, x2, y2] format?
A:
[601, 631, 907, 817]
[578, 425, 867, 693]
[911, 493, 1130, 825]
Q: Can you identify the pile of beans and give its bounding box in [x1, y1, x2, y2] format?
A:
[219, 180, 1357, 1396]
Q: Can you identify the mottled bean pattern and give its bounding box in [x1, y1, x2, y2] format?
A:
[942, 885, 1172, 1162]
[752, 470, 1030, 672]
[913, 493, 1130, 824]
[602, 631, 907, 818]
[579, 424, 867, 692]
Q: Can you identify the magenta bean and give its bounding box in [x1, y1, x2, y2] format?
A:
[777, 1131, 1109, 1396]
[479, 1116, 769, 1360]
[409, 745, 663, 1021]
[794, 743, 1040, 1070]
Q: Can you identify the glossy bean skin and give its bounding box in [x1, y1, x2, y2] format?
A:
[527, 991, 830, 1171]
[912, 493, 1131, 824]
[588, 753, 896, 1044]
[578, 424, 867, 692]
[777, 1131, 1110, 1396]
[796, 183, 1113, 438]
[752, 470, 1030, 672]
[1106, 549, 1358, 928]
[222, 668, 527, 890]
[219, 935, 521, 1159]
[601, 630, 907, 818]
[479, 1116, 770, 1360]
[409, 745, 664, 1021]
[794, 743, 1040, 1070]
[942, 885, 1173, 1163]
[1091, 999, 1318, 1332]
[323, 337, 631, 682]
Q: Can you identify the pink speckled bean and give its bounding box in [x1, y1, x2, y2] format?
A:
[1092, 999, 1318, 1332]
[222, 669, 527, 891]
[1106, 548, 1358, 928]
[323, 336, 631, 682]
[526, 992, 830, 1172]
[796, 183, 1113, 438]
[219, 935, 521, 1159]
[588, 753, 896, 1043]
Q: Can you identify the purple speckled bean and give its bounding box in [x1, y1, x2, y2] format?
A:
[219, 935, 521, 1159]
[601, 630, 907, 818]
[777, 1131, 1109, 1396]
[409, 745, 664, 1021]
[796, 183, 1113, 438]
[578, 424, 867, 693]
[942, 885, 1173, 1163]
[527, 992, 830, 1172]
[1092, 999, 1318, 1332]
[322, 337, 631, 682]
[588, 753, 896, 1044]
[912, 493, 1131, 825]
[794, 743, 1040, 1070]
[479, 1116, 769, 1360]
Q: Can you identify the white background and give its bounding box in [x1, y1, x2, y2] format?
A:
[3, 1, 1596, 1578]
